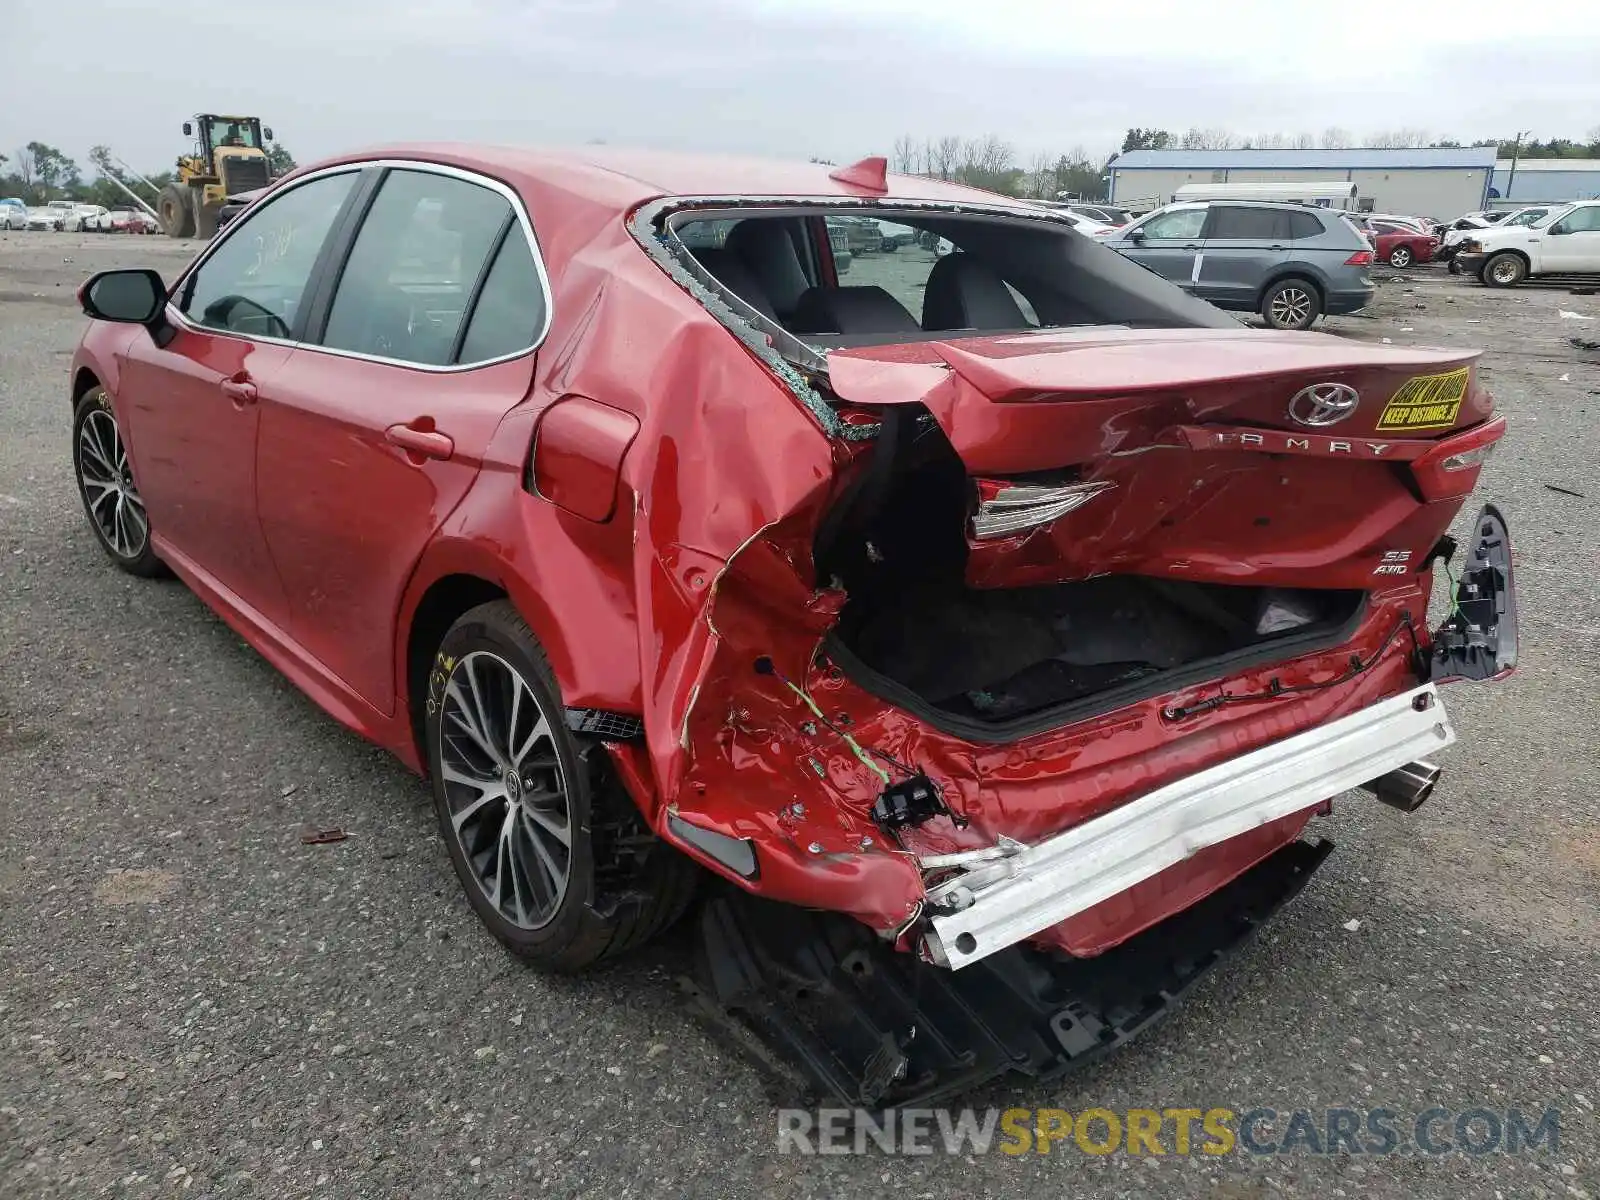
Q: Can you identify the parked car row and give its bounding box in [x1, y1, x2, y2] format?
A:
[1450, 199, 1600, 286]
[1344, 214, 1440, 268]
[0, 198, 161, 234]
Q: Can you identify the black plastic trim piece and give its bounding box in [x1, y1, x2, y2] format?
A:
[564, 708, 645, 740]
[1431, 504, 1516, 682]
[695, 837, 1334, 1108]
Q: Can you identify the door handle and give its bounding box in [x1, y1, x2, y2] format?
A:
[1268, 244, 1285, 251]
[220, 377, 257, 404]
[386, 421, 455, 461]
[1183, 243, 1200, 250]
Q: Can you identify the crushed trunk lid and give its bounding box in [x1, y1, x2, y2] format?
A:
[823, 328, 1500, 593]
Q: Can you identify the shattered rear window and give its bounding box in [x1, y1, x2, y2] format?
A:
[663, 205, 1228, 350]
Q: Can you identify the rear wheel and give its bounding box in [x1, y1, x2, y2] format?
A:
[1388, 246, 1413, 268]
[1260, 278, 1322, 330]
[426, 601, 698, 972]
[157, 184, 195, 238]
[72, 389, 164, 577]
[1482, 252, 1527, 288]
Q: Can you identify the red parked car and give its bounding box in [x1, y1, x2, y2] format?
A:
[1370, 219, 1439, 268]
[69, 146, 1514, 1104]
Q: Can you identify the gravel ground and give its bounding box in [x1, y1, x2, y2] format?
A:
[2, 231, 1598, 1199]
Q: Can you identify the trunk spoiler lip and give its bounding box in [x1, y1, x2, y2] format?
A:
[826, 334, 1484, 406]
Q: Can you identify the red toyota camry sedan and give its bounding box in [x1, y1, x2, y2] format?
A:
[70, 145, 1515, 1103]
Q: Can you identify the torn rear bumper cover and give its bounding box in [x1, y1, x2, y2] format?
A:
[922, 683, 1455, 969]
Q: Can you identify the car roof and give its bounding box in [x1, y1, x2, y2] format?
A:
[294, 143, 1023, 212]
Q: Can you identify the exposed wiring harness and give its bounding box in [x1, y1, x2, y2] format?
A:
[1162, 612, 1426, 722]
[754, 656, 911, 784]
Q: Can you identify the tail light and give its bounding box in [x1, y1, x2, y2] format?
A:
[971, 480, 1114, 539]
[1345, 250, 1374, 266]
[1411, 416, 1506, 501]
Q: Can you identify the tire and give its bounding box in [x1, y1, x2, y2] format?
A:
[1260, 277, 1322, 331]
[1388, 246, 1413, 268]
[425, 601, 698, 972]
[72, 389, 164, 577]
[1482, 251, 1527, 288]
[157, 184, 195, 238]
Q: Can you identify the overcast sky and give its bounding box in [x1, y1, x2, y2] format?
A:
[5, 0, 1600, 173]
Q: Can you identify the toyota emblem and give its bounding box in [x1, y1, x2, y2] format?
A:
[1288, 383, 1360, 426]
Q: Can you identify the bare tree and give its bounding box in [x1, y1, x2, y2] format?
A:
[1292, 132, 1318, 150]
[1178, 127, 1236, 150]
[891, 135, 917, 174]
[1368, 128, 1430, 149]
[14, 145, 36, 191]
[1251, 131, 1290, 149]
[978, 134, 1013, 174]
[1179, 127, 1231, 150]
[1321, 127, 1353, 149]
[932, 136, 961, 181]
[1028, 150, 1055, 199]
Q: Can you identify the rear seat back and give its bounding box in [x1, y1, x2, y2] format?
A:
[790, 285, 920, 335]
[693, 249, 778, 321]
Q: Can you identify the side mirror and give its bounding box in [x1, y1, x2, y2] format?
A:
[263, 127, 274, 141]
[182, 121, 193, 137]
[79, 269, 168, 325]
[1126, 227, 1146, 242]
[1548, 222, 1570, 236]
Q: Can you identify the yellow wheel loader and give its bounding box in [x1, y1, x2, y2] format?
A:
[158, 114, 275, 239]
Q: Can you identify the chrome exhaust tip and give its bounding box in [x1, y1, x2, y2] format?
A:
[1360, 760, 1441, 813]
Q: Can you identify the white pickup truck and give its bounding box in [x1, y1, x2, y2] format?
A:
[1454, 200, 1600, 286]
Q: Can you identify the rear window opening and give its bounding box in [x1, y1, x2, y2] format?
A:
[815, 413, 1367, 738]
[660, 203, 1235, 352]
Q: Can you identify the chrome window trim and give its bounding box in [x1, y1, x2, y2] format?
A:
[164, 158, 555, 374]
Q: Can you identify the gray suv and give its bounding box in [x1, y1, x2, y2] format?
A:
[1101, 201, 1374, 330]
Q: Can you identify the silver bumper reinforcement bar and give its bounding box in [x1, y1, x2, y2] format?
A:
[922, 684, 1455, 970]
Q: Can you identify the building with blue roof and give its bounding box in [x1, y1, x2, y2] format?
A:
[1107, 147, 1499, 219]
[1490, 159, 1600, 205]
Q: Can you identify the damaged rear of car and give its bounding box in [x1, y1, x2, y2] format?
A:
[611, 164, 1515, 1098]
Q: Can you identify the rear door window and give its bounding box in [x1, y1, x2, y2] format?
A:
[320, 169, 511, 366]
[1287, 211, 1324, 239]
[455, 230, 547, 363]
[1203, 207, 1289, 239]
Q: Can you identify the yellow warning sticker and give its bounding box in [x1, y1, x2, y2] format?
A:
[1376, 367, 1470, 432]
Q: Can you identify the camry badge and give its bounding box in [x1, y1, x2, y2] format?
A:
[1289, 383, 1360, 427]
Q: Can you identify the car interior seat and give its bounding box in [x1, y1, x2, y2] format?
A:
[921, 253, 1028, 331]
[789, 285, 921, 335]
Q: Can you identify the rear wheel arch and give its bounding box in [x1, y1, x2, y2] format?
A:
[403, 573, 511, 771]
[1258, 273, 1325, 330]
[1257, 269, 1325, 307]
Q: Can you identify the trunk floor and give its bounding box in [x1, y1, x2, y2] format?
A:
[837, 576, 1361, 722]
